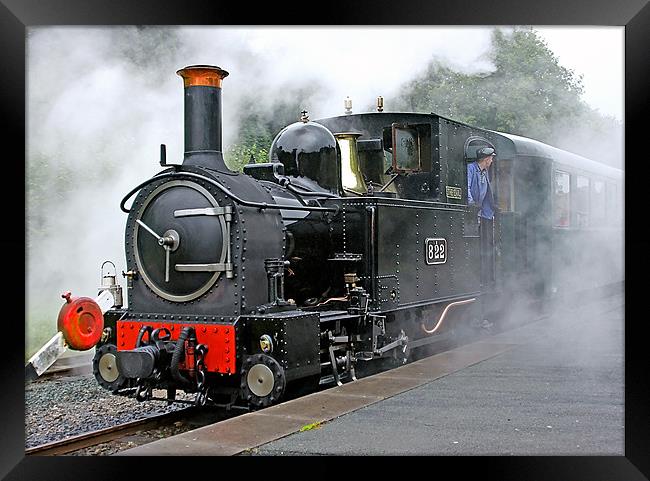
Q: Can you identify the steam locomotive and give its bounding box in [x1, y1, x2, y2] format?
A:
[55, 65, 623, 408]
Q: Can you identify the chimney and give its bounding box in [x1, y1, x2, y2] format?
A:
[176, 65, 230, 171]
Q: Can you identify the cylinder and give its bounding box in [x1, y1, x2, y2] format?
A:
[176, 65, 229, 170]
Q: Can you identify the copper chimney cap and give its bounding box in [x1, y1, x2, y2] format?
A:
[176, 65, 229, 88]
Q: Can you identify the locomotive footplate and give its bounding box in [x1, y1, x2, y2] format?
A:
[239, 311, 321, 384]
[236, 310, 321, 407]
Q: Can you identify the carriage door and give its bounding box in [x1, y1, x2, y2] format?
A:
[464, 136, 497, 291]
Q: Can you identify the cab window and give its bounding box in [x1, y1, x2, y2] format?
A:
[392, 126, 420, 172]
[382, 123, 437, 200]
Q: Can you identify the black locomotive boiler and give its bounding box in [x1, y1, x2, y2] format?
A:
[60, 64, 622, 408]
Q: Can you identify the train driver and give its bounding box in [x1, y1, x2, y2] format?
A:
[467, 146, 497, 293]
[467, 146, 496, 219]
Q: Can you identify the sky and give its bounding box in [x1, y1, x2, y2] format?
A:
[535, 26, 623, 121]
[196, 26, 624, 121]
[25, 26, 624, 356]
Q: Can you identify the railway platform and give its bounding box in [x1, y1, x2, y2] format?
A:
[120, 288, 624, 456]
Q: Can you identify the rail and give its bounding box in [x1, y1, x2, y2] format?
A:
[26, 408, 196, 456]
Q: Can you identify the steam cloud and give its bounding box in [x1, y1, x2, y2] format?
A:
[26, 26, 623, 365]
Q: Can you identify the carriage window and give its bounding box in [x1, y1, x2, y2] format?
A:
[554, 170, 570, 227]
[591, 180, 606, 224]
[575, 175, 590, 228]
[606, 182, 618, 224]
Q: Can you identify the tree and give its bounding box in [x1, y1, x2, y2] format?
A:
[393, 27, 622, 168]
[224, 84, 325, 171]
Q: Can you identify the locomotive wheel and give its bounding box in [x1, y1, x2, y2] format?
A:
[240, 354, 286, 408]
[93, 344, 126, 392]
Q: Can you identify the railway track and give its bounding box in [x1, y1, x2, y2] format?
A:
[25, 406, 231, 456]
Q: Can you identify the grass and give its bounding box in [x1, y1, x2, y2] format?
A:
[299, 421, 323, 432]
[25, 315, 59, 361]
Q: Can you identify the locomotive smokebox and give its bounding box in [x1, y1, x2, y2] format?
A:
[177, 65, 230, 171]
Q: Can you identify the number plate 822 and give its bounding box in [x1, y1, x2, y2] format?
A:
[425, 238, 447, 265]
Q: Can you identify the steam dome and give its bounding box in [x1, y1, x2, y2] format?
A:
[269, 121, 341, 195]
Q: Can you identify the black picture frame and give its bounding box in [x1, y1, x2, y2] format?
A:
[3, 0, 647, 479]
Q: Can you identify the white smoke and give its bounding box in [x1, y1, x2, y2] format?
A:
[25, 26, 623, 360]
[25, 26, 500, 356]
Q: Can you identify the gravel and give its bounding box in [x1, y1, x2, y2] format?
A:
[69, 419, 200, 456]
[25, 374, 194, 449]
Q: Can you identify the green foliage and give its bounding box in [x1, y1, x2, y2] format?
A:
[26, 149, 122, 252]
[391, 27, 623, 167]
[224, 107, 274, 171]
[224, 84, 325, 171]
[396, 28, 589, 141]
[224, 143, 269, 172]
[26, 153, 75, 251]
[26, 315, 57, 361]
